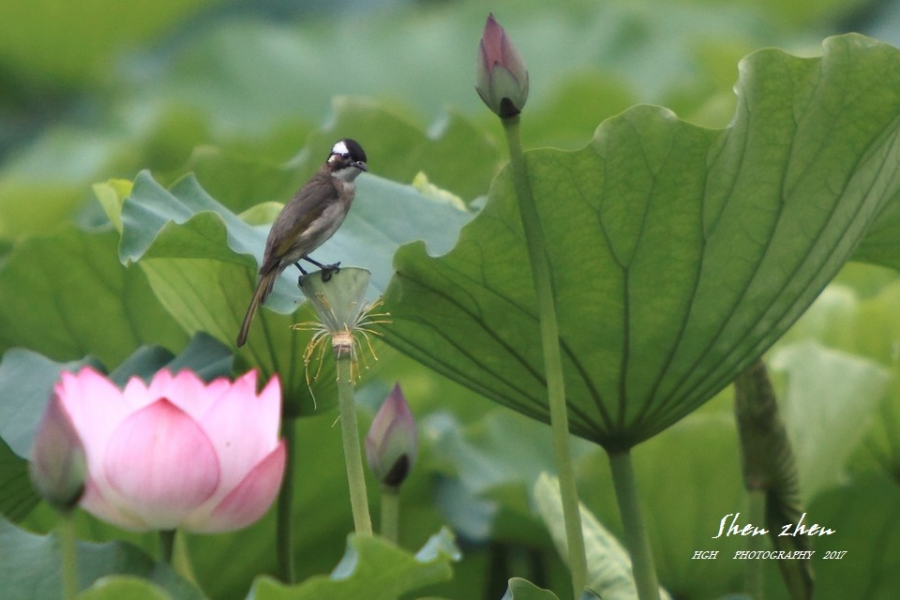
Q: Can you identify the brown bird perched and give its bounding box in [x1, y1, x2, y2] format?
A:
[236, 138, 368, 347]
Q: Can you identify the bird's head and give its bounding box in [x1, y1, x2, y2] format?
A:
[327, 139, 368, 182]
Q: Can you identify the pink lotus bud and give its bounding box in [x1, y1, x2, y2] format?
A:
[54, 367, 286, 533]
[476, 13, 529, 118]
[29, 395, 87, 512]
[366, 384, 418, 490]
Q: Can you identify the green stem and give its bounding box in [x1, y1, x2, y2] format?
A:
[57, 511, 78, 600]
[745, 490, 767, 599]
[158, 529, 176, 565]
[501, 116, 587, 598]
[608, 450, 659, 600]
[171, 530, 198, 584]
[277, 417, 297, 583]
[380, 485, 400, 544]
[336, 353, 373, 535]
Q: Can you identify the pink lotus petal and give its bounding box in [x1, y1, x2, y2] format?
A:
[255, 375, 282, 436]
[144, 369, 173, 397]
[121, 376, 154, 411]
[197, 374, 281, 492]
[103, 398, 220, 530]
[56, 368, 131, 477]
[147, 370, 214, 417]
[80, 479, 150, 531]
[185, 441, 286, 533]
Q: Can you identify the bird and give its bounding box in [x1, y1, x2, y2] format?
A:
[236, 138, 368, 347]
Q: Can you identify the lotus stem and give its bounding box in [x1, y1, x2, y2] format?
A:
[608, 450, 659, 600]
[277, 417, 297, 582]
[502, 115, 587, 598]
[745, 489, 767, 599]
[379, 485, 400, 544]
[58, 512, 79, 600]
[158, 529, 176, 565]
[337, 352, 373, 535]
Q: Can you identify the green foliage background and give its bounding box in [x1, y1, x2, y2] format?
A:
[2, 0, 900, 599]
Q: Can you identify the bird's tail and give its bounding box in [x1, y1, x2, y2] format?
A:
[236, 270, 278, 347]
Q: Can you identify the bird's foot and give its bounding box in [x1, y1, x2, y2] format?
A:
[321, 262, 341, 282]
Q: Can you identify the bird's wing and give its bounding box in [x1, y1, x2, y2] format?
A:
[260, 175, 338, 274]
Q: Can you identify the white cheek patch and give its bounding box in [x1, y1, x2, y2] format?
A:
[332, 140, 349, 156]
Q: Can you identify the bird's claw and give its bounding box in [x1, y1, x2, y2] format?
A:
[321, 262, 341, 282]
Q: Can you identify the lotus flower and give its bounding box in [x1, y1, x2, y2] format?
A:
[56, 367, 286, 533]
[476, 13, 529, 118]
[366, 383, 417, 490]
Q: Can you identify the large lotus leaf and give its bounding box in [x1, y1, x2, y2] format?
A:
[0, 225, 187, 366]
[0, 518, 202, 600]
[247, 529, 458, 600]
[381, 34, 900, 450]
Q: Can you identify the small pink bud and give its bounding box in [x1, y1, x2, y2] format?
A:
[476, 13, 530, 118]
[366, 384, 418, 490]
[29, 395, 87, 512]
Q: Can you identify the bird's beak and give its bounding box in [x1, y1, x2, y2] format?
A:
[354, 161, 368, 172]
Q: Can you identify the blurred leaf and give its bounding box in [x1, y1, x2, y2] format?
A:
[771, 274, 900, 482]
[0, 131, 133, 239]
[852, 282, 900, 479]
[0, 350, 96, 459]
[184, 146, 306, 213]
[0, 518, 202, 600]
[502, 577, 561, 600]
[424, 408, 597, 548]
[429, 411, 560, 496]
[0, 436, 39, 522]
[248, 528, 458, 600]
[523, 74, 637, 150]
[742, 0, 867, 28]
[534, 473, 672, 600]
[0, 0, 221, 87]
[135, 2, 779, 136]
[769, 342, 891, 502]
[162, 331, 233, 381]
[0, 226, 188, 366]
[764, 473, 900, 600]
[383, 34, 900, 449]
[79, 576, 173, 600]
